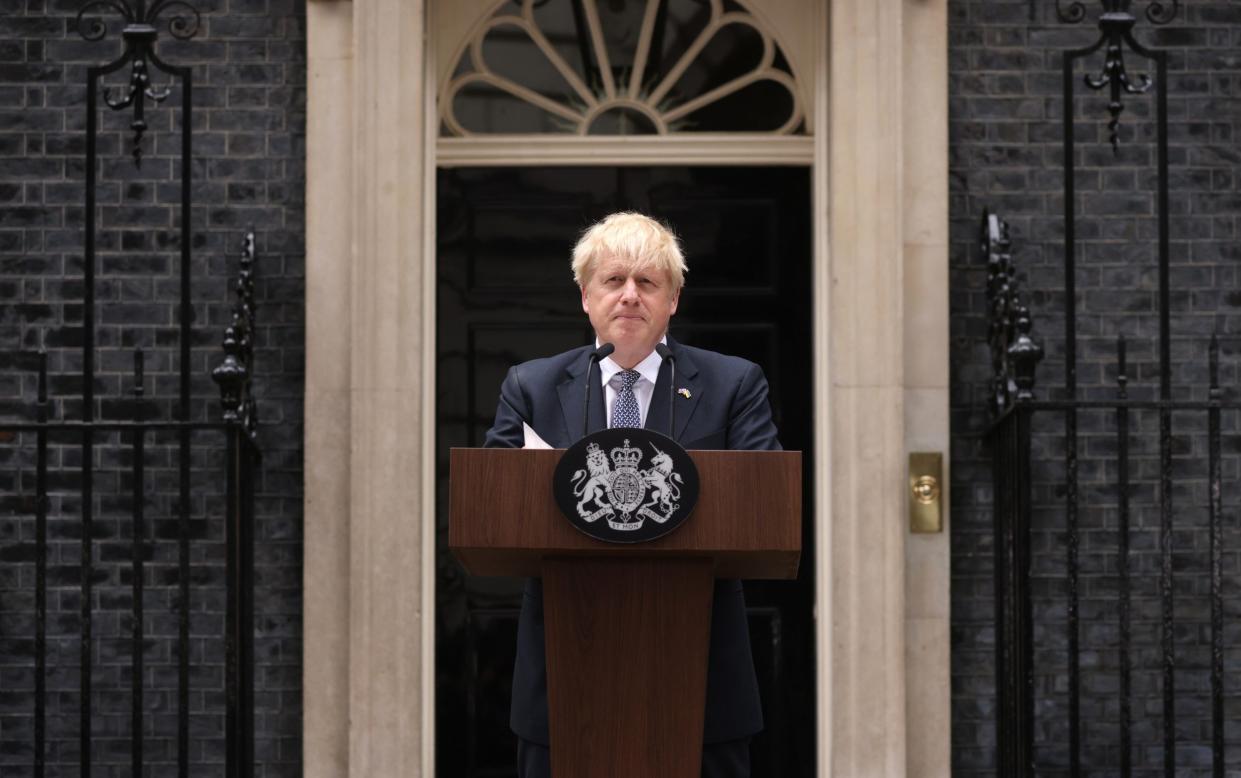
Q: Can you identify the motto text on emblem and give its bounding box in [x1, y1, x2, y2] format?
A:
[553, 429, 700, 544]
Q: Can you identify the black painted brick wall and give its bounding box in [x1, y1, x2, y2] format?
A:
[951, 2, 1241, 775]
[0, 0, 304, 775]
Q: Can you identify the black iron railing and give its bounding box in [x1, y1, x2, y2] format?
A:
[1, 232, 258, 778]
[0, 2, 258, 776]
[987, 210, 1233, 777]
[986, 212, 1040, 778]
[987, 5, 1235, 776]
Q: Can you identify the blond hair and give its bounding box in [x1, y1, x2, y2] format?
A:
[571, 212, 687, 291]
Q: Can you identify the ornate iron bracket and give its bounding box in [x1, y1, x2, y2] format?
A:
[1055, 1, 1179, 153]
[76, 0, 201, 166]
[985, 211, 1044, 417]
[1056, 0, 1179, 25]
[213, 230, 258, 441]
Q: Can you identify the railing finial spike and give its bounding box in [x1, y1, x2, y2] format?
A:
[986, 210, 1043, 414]
[213, 230, 257, 433]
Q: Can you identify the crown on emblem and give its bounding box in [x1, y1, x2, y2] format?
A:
[610, 439, 642, 469]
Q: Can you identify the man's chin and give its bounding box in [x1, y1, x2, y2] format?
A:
[609, 328, 648, 341]
[606, 332, 657, 359]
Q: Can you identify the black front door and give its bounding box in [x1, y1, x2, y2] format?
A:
[436, 166, 814, 777]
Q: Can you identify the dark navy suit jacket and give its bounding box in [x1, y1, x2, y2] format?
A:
[483, 337, 782, 745]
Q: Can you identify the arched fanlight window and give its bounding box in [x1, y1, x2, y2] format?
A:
[440, 0, 806, 136]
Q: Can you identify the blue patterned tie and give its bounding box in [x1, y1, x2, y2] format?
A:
[610, 369, 642, 428]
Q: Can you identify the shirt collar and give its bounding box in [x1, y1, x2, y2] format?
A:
[598, 337, 666, 386]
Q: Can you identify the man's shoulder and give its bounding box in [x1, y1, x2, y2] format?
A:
[674, 342, 760, 378]
[509, 344, 594, 385]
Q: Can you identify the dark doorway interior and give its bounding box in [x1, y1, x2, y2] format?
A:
[435, 166, 814, 777]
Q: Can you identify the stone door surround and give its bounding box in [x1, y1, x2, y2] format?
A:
[303, 1, 949, 775]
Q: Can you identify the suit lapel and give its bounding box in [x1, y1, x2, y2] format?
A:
[644, 361, 672, 438]
[557, 352, 606, 446]
[645, 339, 701, 443]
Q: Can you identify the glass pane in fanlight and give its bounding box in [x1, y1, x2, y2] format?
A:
[675, 79, 798, 132]
[592, 0, 649, 90]
[642, 0, 714, 96]
[528, 0, 590, 86]
[656, 19, 764, 108]
[479, 19, 581, 109]
[453, 82, 577, 134]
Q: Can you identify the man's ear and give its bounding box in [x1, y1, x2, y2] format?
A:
[669, 287, 680, 316]
[581, 284, 590, 314]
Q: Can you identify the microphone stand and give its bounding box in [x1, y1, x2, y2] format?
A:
[583, 343, 615, 439]
[655, 343, 676, 440]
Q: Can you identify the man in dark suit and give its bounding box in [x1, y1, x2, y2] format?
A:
[484, 212, 781, 778]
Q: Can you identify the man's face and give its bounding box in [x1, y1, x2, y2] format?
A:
[581, 258, 680, 367]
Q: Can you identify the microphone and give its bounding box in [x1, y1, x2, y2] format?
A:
[655, 343, 676, 440]
[583, 343, 615, 438]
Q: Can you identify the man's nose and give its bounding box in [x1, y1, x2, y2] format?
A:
[619, 279, 640, 302]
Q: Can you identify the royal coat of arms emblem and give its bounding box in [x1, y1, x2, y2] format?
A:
[554, 428, 699, 543]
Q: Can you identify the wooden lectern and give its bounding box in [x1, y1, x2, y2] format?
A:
[449, 448, 801, 777]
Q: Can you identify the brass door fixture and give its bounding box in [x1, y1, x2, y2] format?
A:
[908, 452, 943, 534]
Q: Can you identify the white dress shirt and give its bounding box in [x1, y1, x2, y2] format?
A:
[598, 338, 665, 428]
